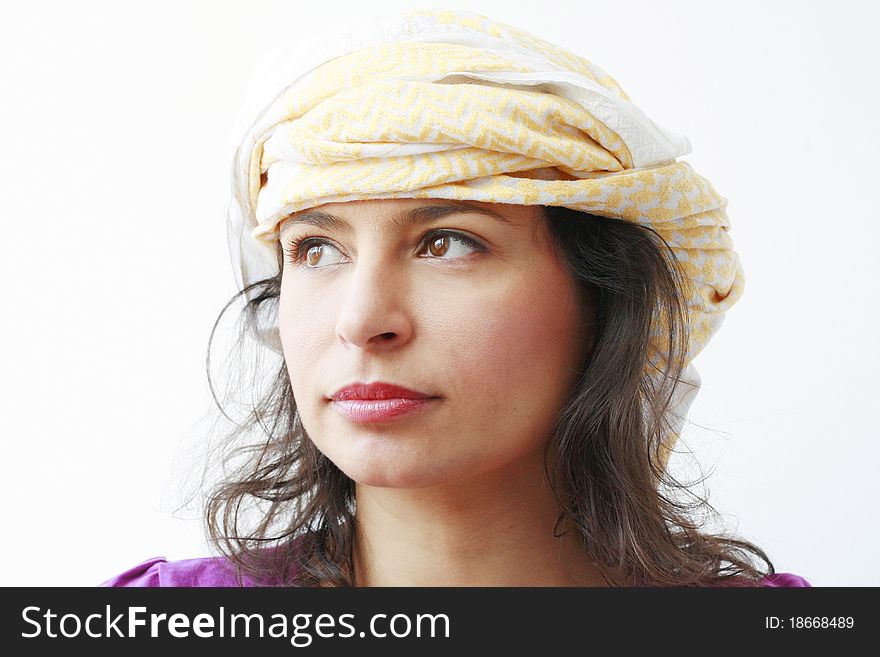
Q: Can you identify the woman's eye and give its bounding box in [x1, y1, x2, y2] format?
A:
[288, 239, 345, 268]
[286, 231, 484, 268]
[420, 232, 484, 259]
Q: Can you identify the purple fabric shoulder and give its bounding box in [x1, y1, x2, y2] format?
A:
[101, 555, 811, 587]
[100, 556, 255, 588]
[760, 572, 812, 587]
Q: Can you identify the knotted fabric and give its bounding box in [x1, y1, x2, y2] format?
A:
[226, 9, 744, 464]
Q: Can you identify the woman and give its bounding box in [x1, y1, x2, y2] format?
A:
[103, 9, 809, 587]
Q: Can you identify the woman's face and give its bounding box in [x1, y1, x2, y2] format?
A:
[278, 198, 589, 488]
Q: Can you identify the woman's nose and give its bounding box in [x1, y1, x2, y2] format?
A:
[334, 258, 413, 351]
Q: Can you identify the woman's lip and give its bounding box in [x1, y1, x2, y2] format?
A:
[331, 398, 438, 423]
[330, 381, 434, 401]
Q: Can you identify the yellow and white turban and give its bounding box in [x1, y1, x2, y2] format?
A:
[226, 9, 744, 459]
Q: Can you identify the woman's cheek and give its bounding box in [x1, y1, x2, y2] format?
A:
[462, 273, 581, 408]
[280, 292, 333, 395]
[441, 291, 538, 402]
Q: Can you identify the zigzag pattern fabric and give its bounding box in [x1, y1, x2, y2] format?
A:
[226, 9, 744, 462]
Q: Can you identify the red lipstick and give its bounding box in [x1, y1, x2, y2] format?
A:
[329, 382, 438, 423]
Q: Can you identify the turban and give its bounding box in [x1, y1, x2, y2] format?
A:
[226, 9, 744, 465]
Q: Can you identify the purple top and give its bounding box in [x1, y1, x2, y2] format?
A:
[100, 556, 812, 587]
[101, 556, 255, 587]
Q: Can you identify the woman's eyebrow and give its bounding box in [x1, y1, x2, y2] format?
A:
[278, 202, 513, 237]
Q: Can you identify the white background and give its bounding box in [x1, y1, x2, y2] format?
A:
[2, 0, 876, 586]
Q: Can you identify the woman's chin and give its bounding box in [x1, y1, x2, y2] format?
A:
[312, 426, 495, 489]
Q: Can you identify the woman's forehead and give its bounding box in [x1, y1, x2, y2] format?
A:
[278, 198, 543, 237]
[291, 197, 537, 218]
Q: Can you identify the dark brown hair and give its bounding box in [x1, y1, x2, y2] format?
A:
[201, 206, 774, 587]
